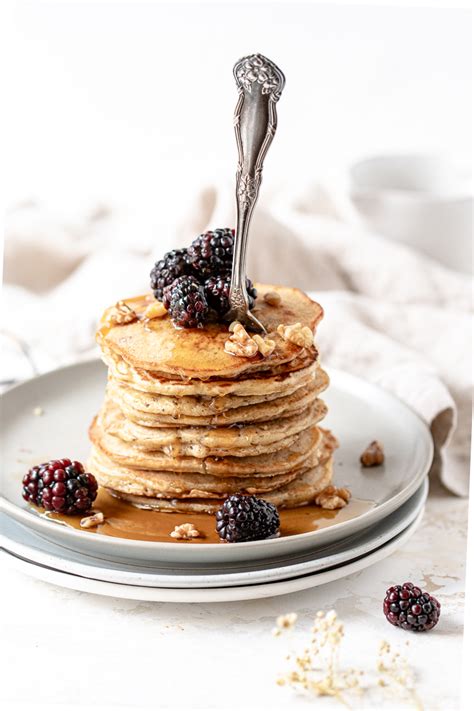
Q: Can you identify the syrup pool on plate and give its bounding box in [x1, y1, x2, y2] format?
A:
[41, 488, 375, 544]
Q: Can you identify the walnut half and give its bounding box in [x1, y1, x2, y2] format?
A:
[106, 301, 138, 327]
[252, 334, 276, 357]
[360, 441, 385, 467]
[277, 322, 314, 349]
[170, 522, 202, 539]
[80, 511, 105, 528]
[224, 323, 259, 358]
[315, 486, 351, 510]
[263, 291, 282, 307]
[225, 323, 276, 359]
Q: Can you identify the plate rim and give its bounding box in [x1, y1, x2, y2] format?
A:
[0, 478, 428, 588]
[0, 509, 424, 602]
[0, 358, 434, 557]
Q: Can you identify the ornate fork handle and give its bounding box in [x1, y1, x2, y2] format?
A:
[225, 54, 285, 331]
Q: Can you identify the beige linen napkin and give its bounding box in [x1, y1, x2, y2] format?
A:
[3, 184, 472, 495]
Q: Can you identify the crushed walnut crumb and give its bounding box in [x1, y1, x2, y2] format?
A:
[277, 322, 314, 349]
[264, 291, 282, 307]
[315, 485, 351, 510]
[106, 301, 138, 327]
[360, 441, 385, 467]
[170, 522, 203, 540]
[80, 511, 105, 528]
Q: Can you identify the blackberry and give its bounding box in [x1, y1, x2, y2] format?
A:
[383, 582, 441, 632]
[150, 249, 190, 301]
[163, 275, 209, 328]
[22, 459, 98, 515]
[216, 494, 280, 543]
[187, 228, 235, 279]
[205, 273, 257, 317]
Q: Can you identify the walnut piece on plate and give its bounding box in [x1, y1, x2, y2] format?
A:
[360, 440, 385, 467]
[315, 486, 351, 510]
[170, 522, 202, 540]
[80, 511, 105, 528]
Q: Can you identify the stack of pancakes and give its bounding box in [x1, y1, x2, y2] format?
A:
[88, 284, 337, 513]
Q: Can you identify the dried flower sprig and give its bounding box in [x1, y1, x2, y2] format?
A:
[274, 609, 423, 708]
[376, 640, 423, 710]
[273, 612, 298, 636]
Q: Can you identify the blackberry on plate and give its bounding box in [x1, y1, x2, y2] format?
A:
[216, 494, 280, 543]
[150, 248, 190, 301]
[163, 275, 209, 328]
[187, 228, 235, 279]
[22, 459, 98, 515]
[205, 273, 257, 317]
[383, 582, 441, 632]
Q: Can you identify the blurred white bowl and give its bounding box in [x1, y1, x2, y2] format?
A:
[349, 154, 473, 274]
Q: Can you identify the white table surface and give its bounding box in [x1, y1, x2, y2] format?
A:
[0, 477, 466, 711]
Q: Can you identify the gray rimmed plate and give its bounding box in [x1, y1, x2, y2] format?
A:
[0, 510, 424, 603]
[0, 360, 433, 564]
[0, 477, 427, 588]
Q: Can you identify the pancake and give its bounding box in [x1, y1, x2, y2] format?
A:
[90, 419, 322, 476]
[88, 430, 338, 513]
[105, 457, 334, 513]
[88, 445, 300, 498]
[102, 350, 320, 397]
[97, 397, 328, 457]
[316, 427, 339, 461]
[109, 381, 320, 427]
[106, 371, 324, 417]
[97, 284, 323, 380]
[107, 379, 303, 416]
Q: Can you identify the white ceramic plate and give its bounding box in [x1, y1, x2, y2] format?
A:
[0, 510, 424, 602]
[0, 360, 433, 564]
[0, 478, 427, 589]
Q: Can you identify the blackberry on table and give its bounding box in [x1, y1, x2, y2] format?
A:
[163, 275, 209, 328]
[205, 273, 257, 317]
[22, 459, 98, 515]
[150, 248, 190, 301]
[216, 494, 280, 543]
[187, 228, 235, 279]
[383, 582, 441, 632]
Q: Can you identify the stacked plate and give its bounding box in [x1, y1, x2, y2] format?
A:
[0, 360, 433, 603]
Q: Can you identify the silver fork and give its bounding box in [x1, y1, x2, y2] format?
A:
[225, 53, 285, 332]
